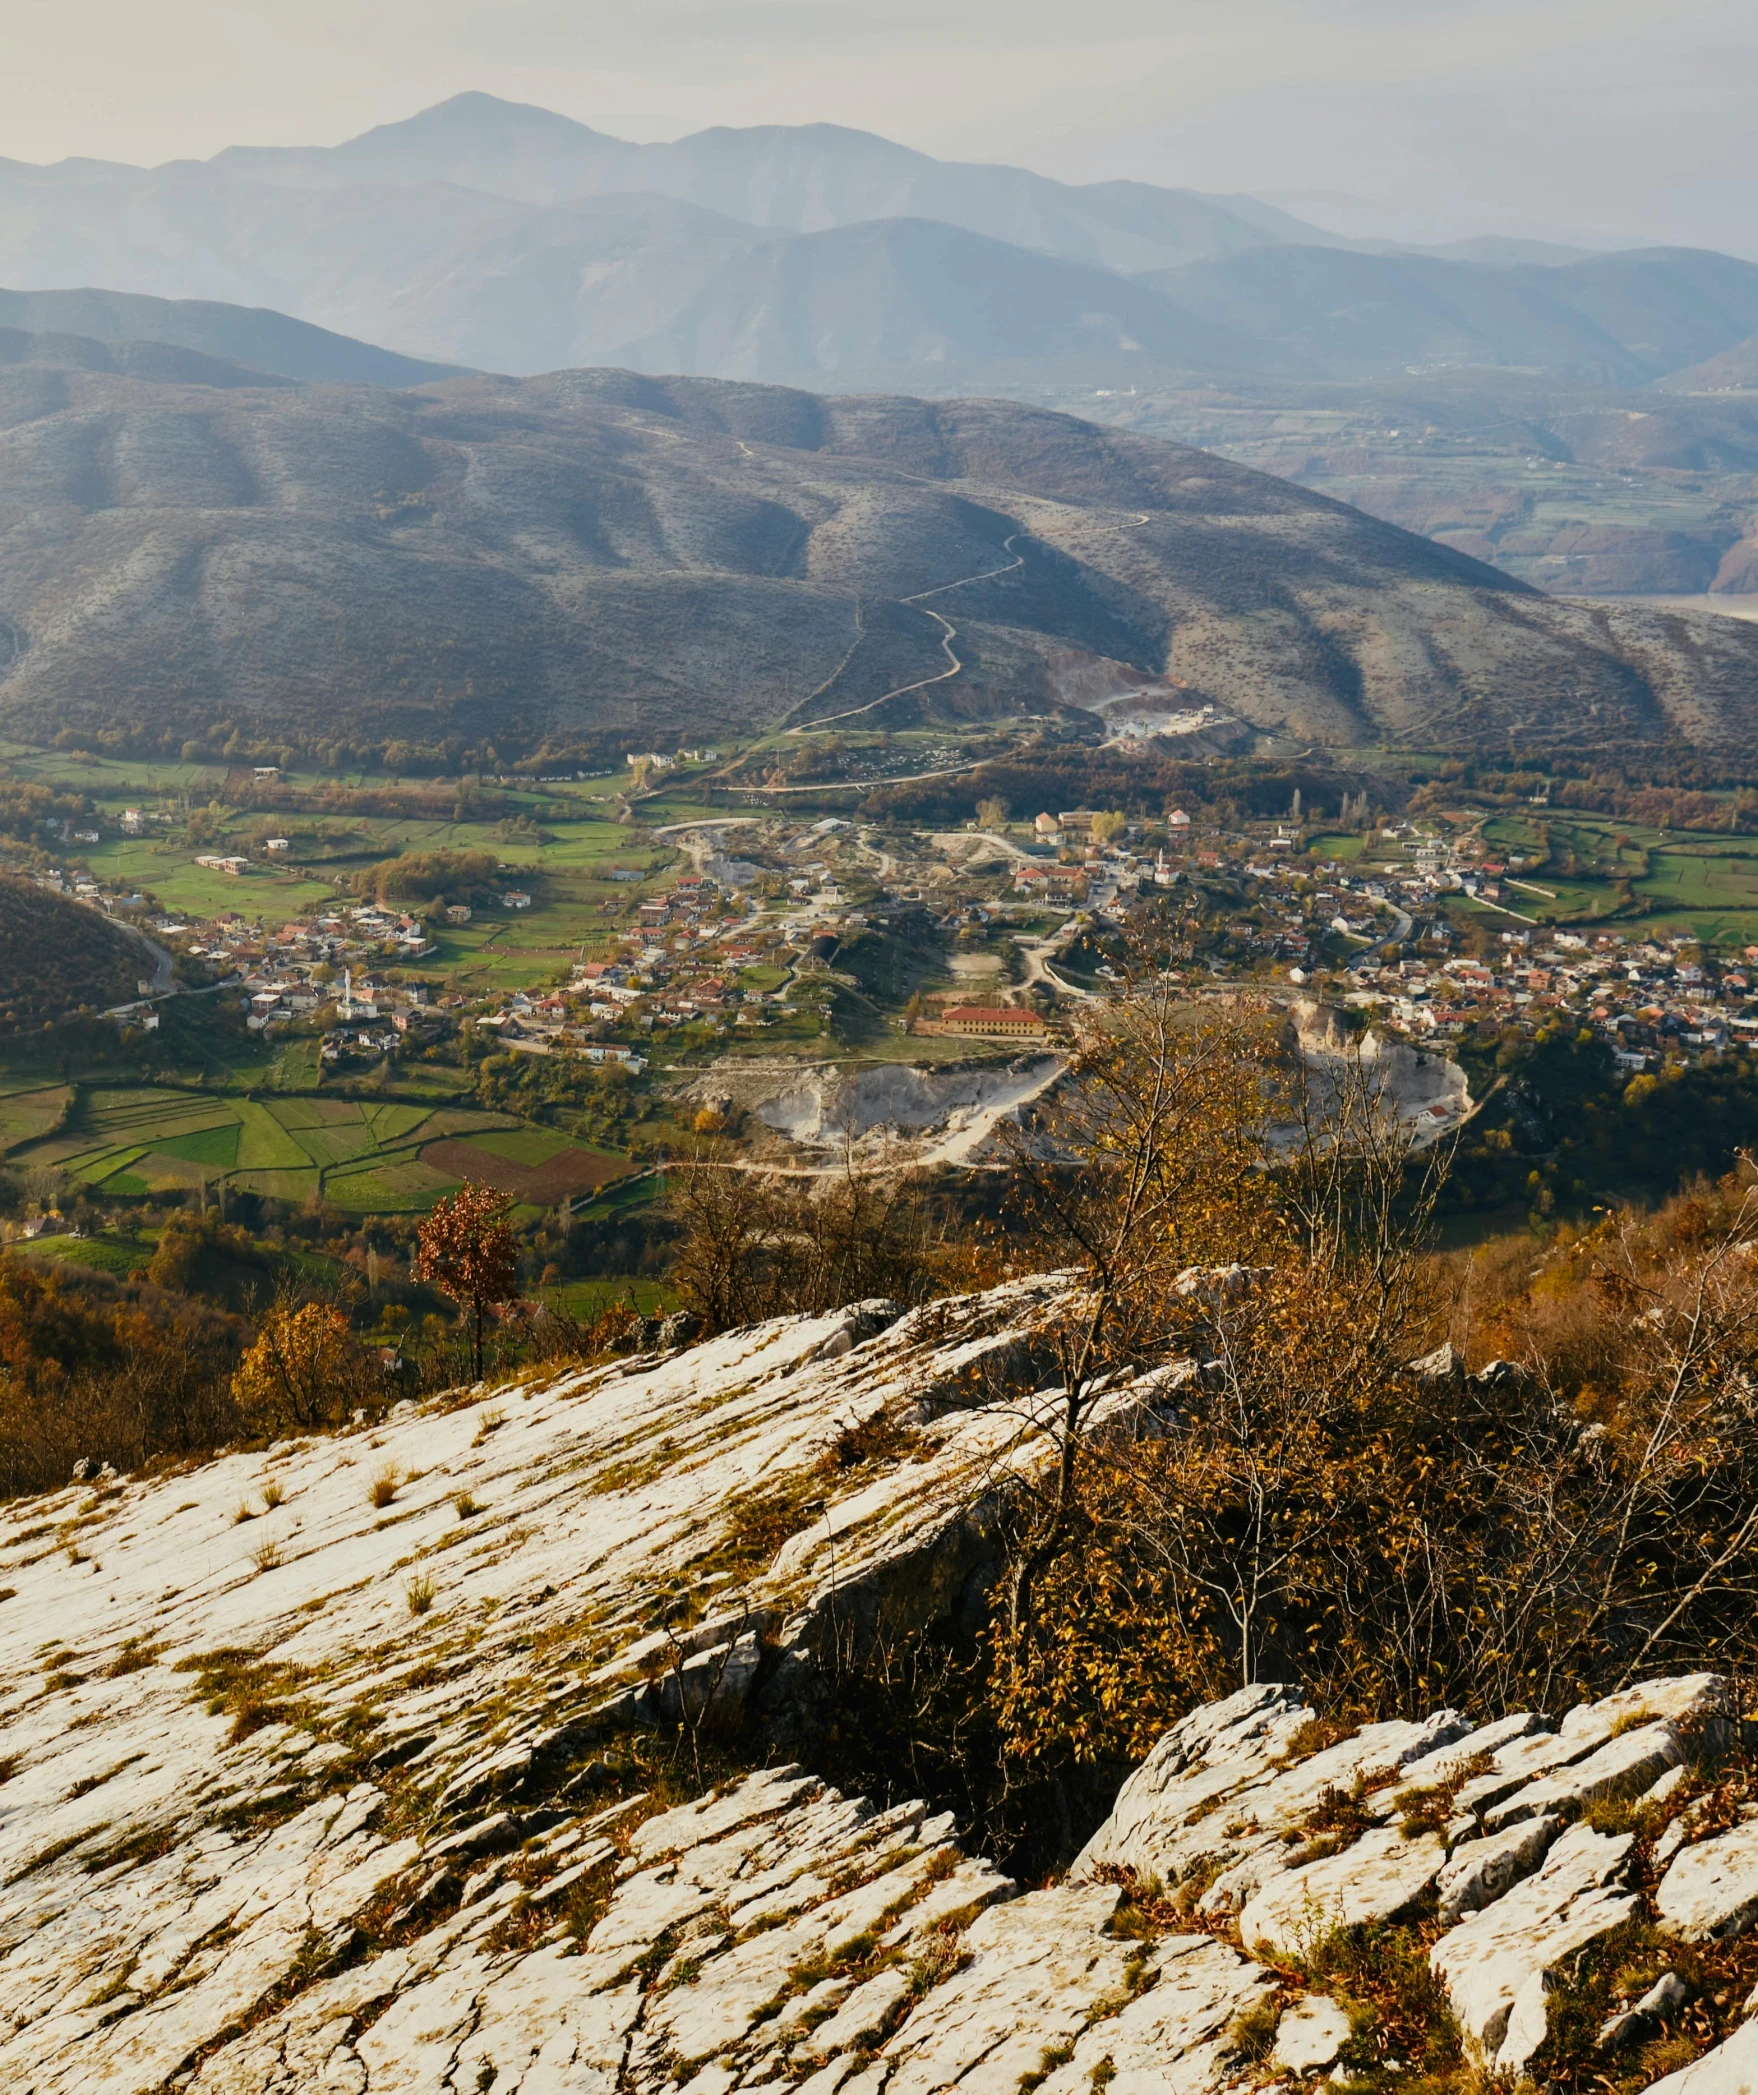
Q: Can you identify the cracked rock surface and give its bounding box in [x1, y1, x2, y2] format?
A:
[0, 1282, 1753, 2094]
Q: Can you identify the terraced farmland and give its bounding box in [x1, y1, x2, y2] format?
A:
[1470, 812, 1758, 944]
[12, 1087, 622, 1214]
[0, 1082, 71, 1158]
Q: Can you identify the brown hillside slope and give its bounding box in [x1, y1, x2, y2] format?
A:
[0, 875, 150, 1032]
[2, 339, 1758, 752]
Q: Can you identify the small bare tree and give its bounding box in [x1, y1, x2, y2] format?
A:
[665, 1147, 946, 1335]
[994, 979, 1285, 1656]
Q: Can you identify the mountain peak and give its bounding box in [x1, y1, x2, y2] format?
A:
[340, 90, 618, 153]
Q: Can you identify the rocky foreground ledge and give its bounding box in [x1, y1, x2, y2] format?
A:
[3, 1287, 1757, 2092]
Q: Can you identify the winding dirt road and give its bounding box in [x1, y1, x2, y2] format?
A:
[791, 536, 1025, 731]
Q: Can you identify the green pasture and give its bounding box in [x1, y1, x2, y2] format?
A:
[4, 750, 231, 796]
[0, 1084, 71, 1157]
[69, 834, 338, 916]
[536, 1274, 676, 1319]
[5, 1074, 628, 1217]
[1468, 812, 1758, 945]
[19, 1232, 156, 1278]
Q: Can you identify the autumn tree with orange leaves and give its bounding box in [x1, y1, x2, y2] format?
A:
[414, 1183, 521, 1381]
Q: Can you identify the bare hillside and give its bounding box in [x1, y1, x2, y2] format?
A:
[3, 339, 1758, 754]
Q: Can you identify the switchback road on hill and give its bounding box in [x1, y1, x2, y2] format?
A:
[788, 536, 1025, 731]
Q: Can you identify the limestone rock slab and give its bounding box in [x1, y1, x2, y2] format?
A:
[879, 1883, 1132, 2095]
[1274, 1992, 1355, 2074]
[1640, 2012, 1758, 2095]
[1435, 1815, 1562, 1925]
[1038, 1936, 1274, 2095]
[1239, 1827, 1446, 1958]
[1658, 1818, 1758, 1943]
[1430, 1822, 1636, 2074]
[1484, 1719, 1684, 1832]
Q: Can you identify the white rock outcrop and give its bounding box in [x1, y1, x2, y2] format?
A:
[1273, 1992, 1354, 2075]
[1658, 1818, 1758, 1943]
[1430, 1822, 1639, 2073]
[1643, 2013, 1758, 2095]
[1238, 1825, 1446, 1958]
[0, 1280, 1748, 2095]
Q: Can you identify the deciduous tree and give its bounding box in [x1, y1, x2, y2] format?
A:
[231, 1298, 364, 1431]
[414, 1182, 521, 1380]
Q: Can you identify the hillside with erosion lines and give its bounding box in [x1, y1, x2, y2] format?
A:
[5, 337, 1758, 755]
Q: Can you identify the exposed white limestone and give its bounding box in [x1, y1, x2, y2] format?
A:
[1430, 1821, 1639, 2073]
[1238, 1825, 1446, 1957]
[1273, 1992, 1354, 2074]
[0, 1281, 1745, 2095]
[1658, 1818, 1758, 1943]
[1434, 1813, 1562, 1924]
[1642, 2013, 1758, 2095]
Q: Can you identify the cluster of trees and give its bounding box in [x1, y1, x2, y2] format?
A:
[0, 1184, 539, 1492]
[663, 1155, 969, 1334]
[0, 779, 89, 845]
[353, 847, 508, 913]
[1447, 1021, 1758, 1217]
[713, 982, 1758, 1872]
[0, 876, 147, 1035]
[1410, 763, 1758, 831]
[863, 750, 1363, 829]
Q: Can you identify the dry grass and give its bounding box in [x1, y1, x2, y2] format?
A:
[369, 1464, 400, 1510]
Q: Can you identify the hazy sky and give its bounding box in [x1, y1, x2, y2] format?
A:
[11, 0, 1755, 249]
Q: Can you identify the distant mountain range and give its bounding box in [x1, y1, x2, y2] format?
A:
[3, 327, 1757, 760]
[0, 288, 463, 388]
[6, 93, 1758, 391]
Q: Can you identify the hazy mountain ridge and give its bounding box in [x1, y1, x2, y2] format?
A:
[1, 336, 1756, 756]
[205, 93, 1328, 272]
[1136, 245, 1758, 387]
[0, 287, 465, 386]
[10, 95, 1758, 390]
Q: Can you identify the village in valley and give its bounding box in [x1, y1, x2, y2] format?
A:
[19, 745, 1758, 1169]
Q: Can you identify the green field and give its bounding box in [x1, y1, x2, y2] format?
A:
[1475, 813, 1758, 946]
[537, 1275, 676, 1319]
[466, 1126, 572, 1165]
[21, 1232, 155, 1278]
[8, 1081, 619, 1215]
[0, 1084, 71, 1157]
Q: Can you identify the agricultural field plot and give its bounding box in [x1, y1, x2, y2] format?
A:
[1472, 813, 1758, 944]
[321, 1156, 460, 1214]
[8, 1077, 632, 1216]
[4, 750, 230, 797]
[69, 834, 338, 917]
[419, 1130, 632, 1203]
[0, 1084, 70, 1157]
[20, 1233, 155, 1279]
[536, 1274, 674, 1319]
[1633, 844, 1758, 931]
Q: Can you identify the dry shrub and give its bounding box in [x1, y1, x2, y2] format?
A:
[665, 1155, 950, 1338]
